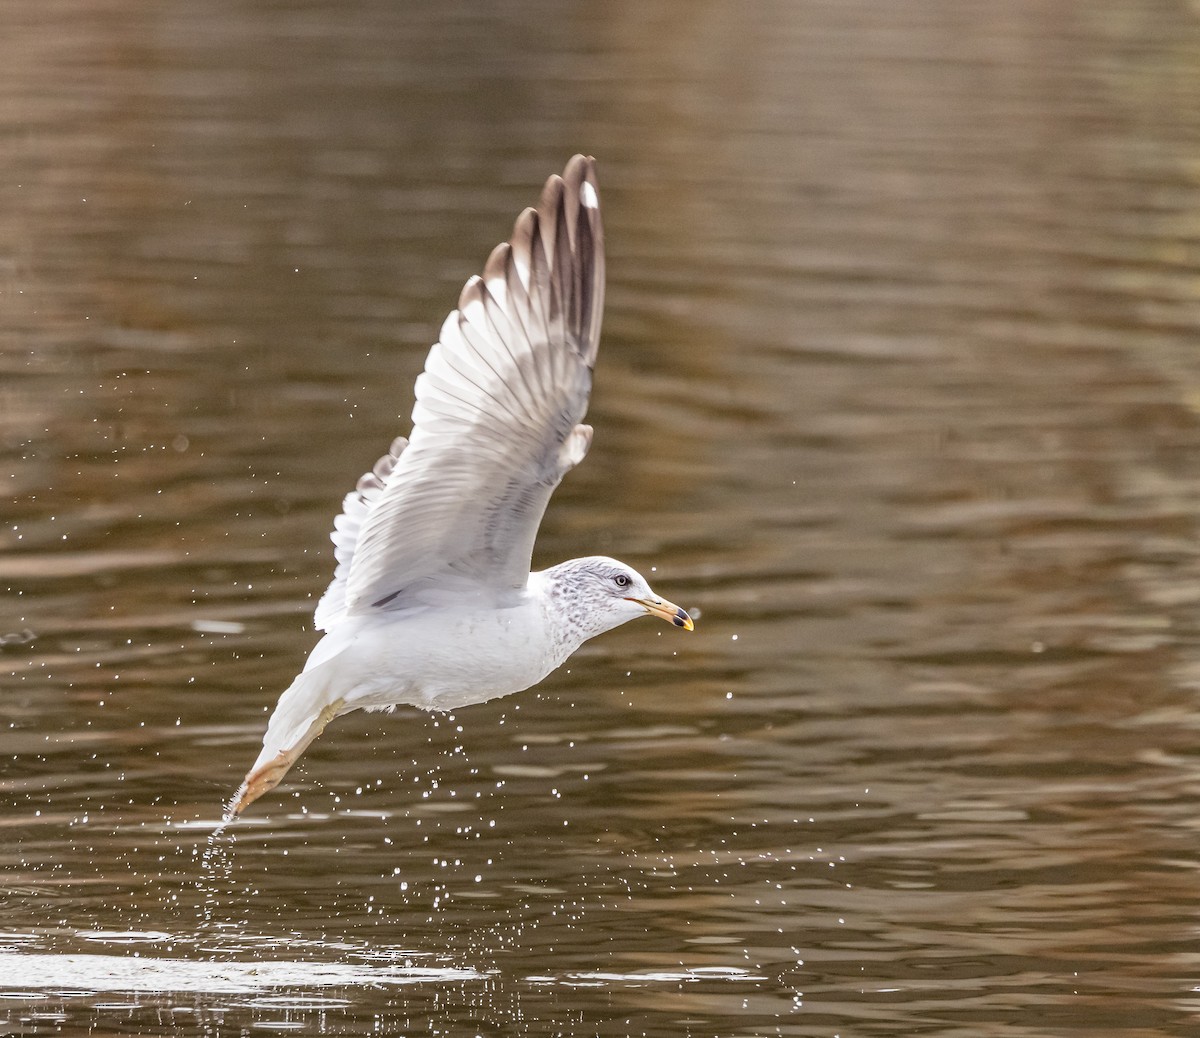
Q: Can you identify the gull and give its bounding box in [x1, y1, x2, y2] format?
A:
[227, 156, 693, 817]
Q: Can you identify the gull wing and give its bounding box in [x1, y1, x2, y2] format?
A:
[314, 155, 604, 629]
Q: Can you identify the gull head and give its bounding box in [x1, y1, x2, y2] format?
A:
[540, 556, 694, 643]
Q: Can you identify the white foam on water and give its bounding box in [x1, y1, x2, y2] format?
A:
[0, 953, 489, 994]
[557, 967, 767, 985]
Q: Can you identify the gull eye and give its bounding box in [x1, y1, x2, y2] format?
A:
[613, 573, 630, 589]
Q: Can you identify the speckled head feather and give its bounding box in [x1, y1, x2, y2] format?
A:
[538, 556, 693, 650]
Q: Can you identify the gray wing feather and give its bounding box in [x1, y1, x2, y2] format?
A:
[318, 155, 604, 624]
[313, 435, 408, 630]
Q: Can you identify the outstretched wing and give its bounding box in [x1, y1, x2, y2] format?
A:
[314, 155, 605, 629]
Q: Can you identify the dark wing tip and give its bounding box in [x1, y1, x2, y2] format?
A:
[562, 154, 598, 206]
[535, 155, 605, 367]
[456, 274, 485, 315]
[482, 240, 511, 286]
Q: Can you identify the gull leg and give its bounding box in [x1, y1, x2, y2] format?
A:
[226, 697, 346, 818]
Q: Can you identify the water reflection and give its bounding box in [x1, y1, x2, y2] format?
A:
[5, 0, 1200, 1035]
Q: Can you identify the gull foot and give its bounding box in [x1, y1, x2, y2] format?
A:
[224, 698, 345, 819]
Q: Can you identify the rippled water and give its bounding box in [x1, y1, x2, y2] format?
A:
[5, 0, 1200, 1035]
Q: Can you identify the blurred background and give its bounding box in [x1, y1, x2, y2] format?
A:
[4, 0, 1200, 1034]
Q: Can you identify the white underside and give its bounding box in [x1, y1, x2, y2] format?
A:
[249, 586, 572, 775]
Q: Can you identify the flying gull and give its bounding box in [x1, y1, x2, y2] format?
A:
[227, 155, 693, 817]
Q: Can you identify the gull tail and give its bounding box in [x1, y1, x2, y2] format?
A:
[225, 662, 348, 819]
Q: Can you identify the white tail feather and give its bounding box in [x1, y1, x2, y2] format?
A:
[251, 663, 344, 773]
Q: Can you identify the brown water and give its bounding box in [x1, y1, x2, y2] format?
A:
[4, 0, 1200, 1034]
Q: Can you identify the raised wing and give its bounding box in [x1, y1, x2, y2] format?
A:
[314, 155, 605, 629]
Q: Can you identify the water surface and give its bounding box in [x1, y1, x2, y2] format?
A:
[4, 1, 1200, 1035]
